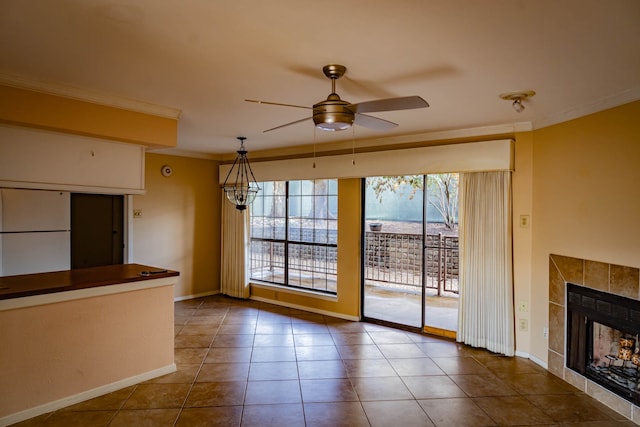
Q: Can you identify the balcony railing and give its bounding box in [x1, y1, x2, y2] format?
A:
[365, 232, 459, 295]
[250, 230, 458, 296]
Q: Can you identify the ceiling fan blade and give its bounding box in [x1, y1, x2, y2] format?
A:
[354, 113, 398, 131]
[245, 99, 311, 110]
[263, 117, 311, 133]
[351, 96, 429, 113]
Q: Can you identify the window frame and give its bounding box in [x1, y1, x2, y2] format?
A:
[249, 179, 338, 295]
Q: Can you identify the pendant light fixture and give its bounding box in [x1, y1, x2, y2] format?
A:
[222, 137, 260, 211]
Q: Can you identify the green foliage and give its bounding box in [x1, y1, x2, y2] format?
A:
[369, 174, 459, 230]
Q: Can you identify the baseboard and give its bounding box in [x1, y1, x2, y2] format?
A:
[174, 290, 219, 302]
[249, 295, 360, 321]
[514, 350, 530, 359]
[528, 353, 548, 369]
[0, 364, 176, 427]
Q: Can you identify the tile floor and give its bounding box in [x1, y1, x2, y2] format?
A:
[13, 294, 637, 426]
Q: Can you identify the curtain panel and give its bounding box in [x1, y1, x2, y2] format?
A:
[220, 194, 250, 299]
[457, 171, 515, 356]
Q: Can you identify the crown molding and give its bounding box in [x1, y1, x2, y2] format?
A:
[146, 147, 224, 161]
[0, 71, 181, 120]
[532, 86, 640, 130]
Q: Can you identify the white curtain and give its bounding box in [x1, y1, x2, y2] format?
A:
[220, 195, 251, 299]
[457, 171, 514, 356]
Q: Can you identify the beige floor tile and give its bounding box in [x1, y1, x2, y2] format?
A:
[362, 400, 435, 427]
[244, 380, 302, 404]
[336, 344, 384, 360]
[403, 375, 467, 399]
[297, 360, 347, 379]
[473, 395, 555, 425]
[418, 397, 497, 426]
[196, 362, 250, 382]
[303, 401, 370, 427]
[109, 409, 179, 426]
[431, 356, 493, 375]
[295, 345, 341, 361]
[175, 406, 243, 427]
[61, 386, 135, 411]
[449, 374, 519, 397]
[525, 393, 621, 423]
[174, 347, 208, 364]
[205, 346, 253, 363]
[343, 358, 396, 377]
[388, 357, 445, 376]
[241, 403, 305, 427]
[248, 361, 299, 380]
[300, 378, 359, 403]
[351, 376, 414, 401]
[145, 364, 200, 384]
[38, 410, 115, 427]
[122, 383, 191, 409]
[293, 333, 335, 346]
[184, 381, 246, 407]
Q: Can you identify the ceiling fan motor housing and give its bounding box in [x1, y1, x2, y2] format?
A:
[313, 93, 355, 131]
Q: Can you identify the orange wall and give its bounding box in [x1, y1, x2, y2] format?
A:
[250, 178, 361, 319]
[133, 153, 221, 298]
[529, 100, 640, 364]
[0, 85, 177, 148]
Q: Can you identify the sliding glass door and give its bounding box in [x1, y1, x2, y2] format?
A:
[362, 174, 459, 336]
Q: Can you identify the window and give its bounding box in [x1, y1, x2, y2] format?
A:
[250, 179, 338, 294]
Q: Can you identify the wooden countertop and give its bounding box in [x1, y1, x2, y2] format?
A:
[0, 264, 179, 300]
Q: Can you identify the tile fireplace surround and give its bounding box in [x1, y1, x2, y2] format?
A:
[549, 254, 640, 423]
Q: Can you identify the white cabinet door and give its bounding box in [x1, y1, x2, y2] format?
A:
[0, 125, 145, 194]
[0, 189, 70, 232]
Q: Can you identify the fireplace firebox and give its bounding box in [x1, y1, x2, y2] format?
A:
[567, 283, 640, 404]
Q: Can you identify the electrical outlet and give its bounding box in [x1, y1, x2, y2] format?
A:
[518, 319, 528, 332]
[519, 214, 530, 228]
[519, 300, 528, 312]
[543, 327, 549, 339]
[133, 209, 142, 218]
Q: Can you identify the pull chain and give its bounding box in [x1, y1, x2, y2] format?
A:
[313, 127, 317, 168]
[351, 126, 356, 166]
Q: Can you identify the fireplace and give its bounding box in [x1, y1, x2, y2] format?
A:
[567, 283, 640, 404]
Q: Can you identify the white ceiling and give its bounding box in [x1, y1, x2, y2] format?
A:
[1, 0, 639, 156]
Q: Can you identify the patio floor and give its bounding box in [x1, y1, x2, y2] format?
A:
[364, 284, 459, 333]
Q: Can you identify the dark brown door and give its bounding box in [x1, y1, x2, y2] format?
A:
[71, 193, 124, 269]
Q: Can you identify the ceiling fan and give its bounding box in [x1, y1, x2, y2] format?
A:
[246, 64, 429, 133]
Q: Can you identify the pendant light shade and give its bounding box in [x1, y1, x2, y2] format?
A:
[222, 137, 260, 211]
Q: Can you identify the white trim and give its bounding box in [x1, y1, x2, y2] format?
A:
[0, 278, 176, 311]
[125, 195, 134, 264]
[174, 290, 220, 302]
[0, 72, 181, 120]
[148, 147, 223, 161]
[0, 180, 146, 195]
[250, 295, 360, 321]
[514, 350, 530, 359]
[528, 353, 549, 370]
[533, 86, 640, 130]
[0, 364, 176, 427]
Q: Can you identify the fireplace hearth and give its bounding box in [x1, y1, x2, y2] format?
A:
[567, 283, 640, 404]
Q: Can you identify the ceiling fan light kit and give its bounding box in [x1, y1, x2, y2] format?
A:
[499, 90, 536, 113]
[313, 93, 354, 131]
[247, 64, 429, 133]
